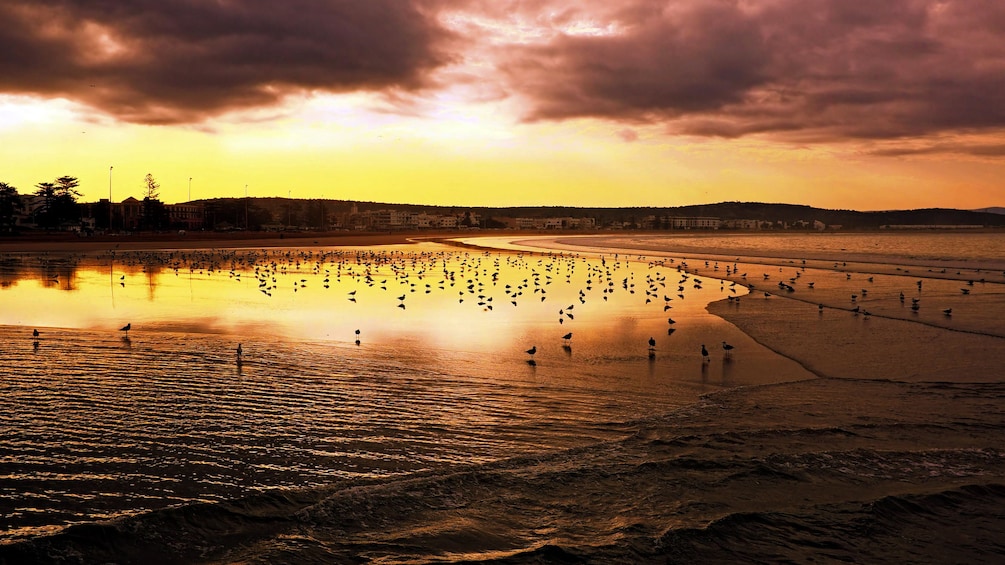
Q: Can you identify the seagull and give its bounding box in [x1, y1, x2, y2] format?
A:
[120, 323, 131, 335]
[701, 344, 709, 363]
[561, 332, 572, 344]
[722, 341, 734, 357]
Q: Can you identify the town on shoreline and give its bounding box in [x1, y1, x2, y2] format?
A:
[2, 187, 1004, 239]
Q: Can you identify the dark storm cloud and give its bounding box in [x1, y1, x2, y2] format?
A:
[0, 0, 453, 124]
[495, 0, 1005, 144]
[5, 0, 1005, 148]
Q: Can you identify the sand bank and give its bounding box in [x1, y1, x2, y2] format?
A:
[707, 297, 1005, 382]
[517, 234, 1005, 383]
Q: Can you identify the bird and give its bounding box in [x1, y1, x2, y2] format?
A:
[120, 323, 131, 334]
[526, 345, 537, 357]
[722, 341, 734, 357]
[648, 337, 656, 350]
[943, 308, 952, 316]
[561, 332, 572, 344]
[236, 343, 243, 358]
[32, 329, 39, 338]
[701, 344, 709, 363]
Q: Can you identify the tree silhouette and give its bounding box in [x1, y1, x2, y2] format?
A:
[33, 181, 56, 228]
[33, 176, 82, 228]
[141, 174, 167, 229]
[0, 181, 24, 233]
[143, 173, 160, 200]
[53, 176, 82, 226]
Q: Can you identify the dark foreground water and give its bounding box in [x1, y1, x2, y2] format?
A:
[2, 236, 1004, 563]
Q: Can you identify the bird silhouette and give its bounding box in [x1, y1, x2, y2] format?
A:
[561, 332, 572, 343]
[722, 341, 734, 357]
[701, 344, 709, 363]
[120, 323, 131, 334]
[648, 337, 656, 350]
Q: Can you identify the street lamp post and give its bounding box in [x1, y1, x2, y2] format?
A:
[108, 166, 113, 231]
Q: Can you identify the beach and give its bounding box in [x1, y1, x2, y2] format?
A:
[1, 231, 1003, 563]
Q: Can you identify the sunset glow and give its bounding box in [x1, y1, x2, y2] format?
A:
[1, 1, 1003, 210]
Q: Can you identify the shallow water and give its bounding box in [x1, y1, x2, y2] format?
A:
[0, 242, 809, 545]
[2, 235, 1004, 563]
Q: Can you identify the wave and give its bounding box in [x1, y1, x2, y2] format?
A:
[658, 483, 1005, 564]
[4, 433, 1003, 564]
[5, 376, 1004, 564]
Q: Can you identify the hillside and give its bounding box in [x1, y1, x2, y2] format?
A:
[182, 197, 1005, 230]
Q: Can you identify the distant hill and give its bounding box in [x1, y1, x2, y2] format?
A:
[973, 207, 1005, 215]
[192, 198, 1005, 230]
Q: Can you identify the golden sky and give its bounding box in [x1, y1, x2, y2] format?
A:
[1, 1, 1003, 210]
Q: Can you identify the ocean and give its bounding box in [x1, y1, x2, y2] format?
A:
[1, 233, 1003, 563]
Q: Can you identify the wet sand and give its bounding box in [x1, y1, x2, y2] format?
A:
[708, 296, 1005, 382]
[523, 234, 1005, 382]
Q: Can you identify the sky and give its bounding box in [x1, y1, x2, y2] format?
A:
[1, 0, 1003, 210]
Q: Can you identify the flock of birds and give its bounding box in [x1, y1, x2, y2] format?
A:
[22, 244, 993, 367]
[24, 247, 744, 367]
